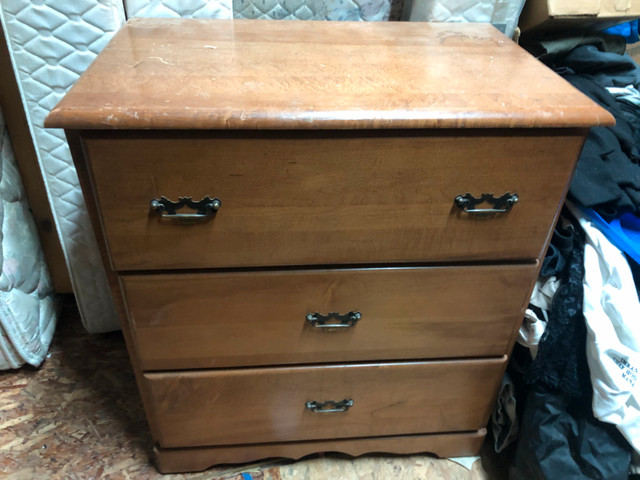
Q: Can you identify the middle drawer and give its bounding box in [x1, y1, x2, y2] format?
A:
[122, 264, 536, 370]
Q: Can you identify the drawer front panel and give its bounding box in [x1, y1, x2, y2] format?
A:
[144, 358, 506, 448]
[84, 131, 582, 271]
[123, 265, 536, 370]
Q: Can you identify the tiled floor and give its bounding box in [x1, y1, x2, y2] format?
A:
[1, 297, 491, 479]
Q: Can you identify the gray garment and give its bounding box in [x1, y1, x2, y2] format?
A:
[490, 373, 518, 453]
[522, 30, 640, 89]
[535, 32, 626, 57]
[518, 277, 559, 359]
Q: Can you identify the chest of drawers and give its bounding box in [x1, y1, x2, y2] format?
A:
[46, 18, 612, 473]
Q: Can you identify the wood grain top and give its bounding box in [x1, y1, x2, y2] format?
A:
[45, 18, 613, 130]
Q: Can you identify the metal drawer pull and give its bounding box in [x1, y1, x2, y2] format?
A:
[306, 311, 361, 328]
[454, 192, 518, 214]
[305, 399, 354, 413]
[150, 196, 221, 219]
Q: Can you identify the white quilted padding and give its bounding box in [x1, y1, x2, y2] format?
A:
[126, 0, 232, 19]
[402, 0, 526, 38]
[233, 0, 392, 21]
[0, 0, 124, 333]
[0, 108, 57, 369]
[234, 0, 320, 20]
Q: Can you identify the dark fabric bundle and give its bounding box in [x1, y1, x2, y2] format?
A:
[522, 33, 640, 217]
[562, 73, 640, 216]
[510, 385, 632, 480]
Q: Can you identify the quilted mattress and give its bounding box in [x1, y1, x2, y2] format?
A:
[0, 0, 126, 333]
[402, 0, 526, 38]
[1, 0, 525, 333]
[0, 108, 57, 369]
[233, 0, 393, 21]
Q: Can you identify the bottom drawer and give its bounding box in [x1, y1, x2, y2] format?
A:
[155, 429, 488, 473]
[144, 357, 506, 448]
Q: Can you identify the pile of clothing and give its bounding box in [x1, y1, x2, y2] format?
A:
[488, 31, 640, 479]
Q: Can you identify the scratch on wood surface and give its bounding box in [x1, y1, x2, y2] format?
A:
[148, 56, 174, 65]
[476, 57, 495, 81]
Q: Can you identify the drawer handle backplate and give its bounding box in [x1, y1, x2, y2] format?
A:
[305, 399, 354, 413]
[150, 196, 221, 220]
[454, 192, 518, 214]
[306, 311, 361, 328]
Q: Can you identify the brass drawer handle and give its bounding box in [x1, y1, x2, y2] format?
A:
[306, 311, 361, 328]
[305, 399, 354, 413]
[454, 192, 518, 214]
[150, 196, 221, 220]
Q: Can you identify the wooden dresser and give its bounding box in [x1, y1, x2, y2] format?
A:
[46, 19, 612, 473]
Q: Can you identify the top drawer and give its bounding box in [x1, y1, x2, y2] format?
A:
[83, 130, 583, 271]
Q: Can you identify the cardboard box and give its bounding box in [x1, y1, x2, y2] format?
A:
[520, 0, 640, 31]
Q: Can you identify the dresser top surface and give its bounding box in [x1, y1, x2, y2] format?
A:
[46, 18, 613, 130]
